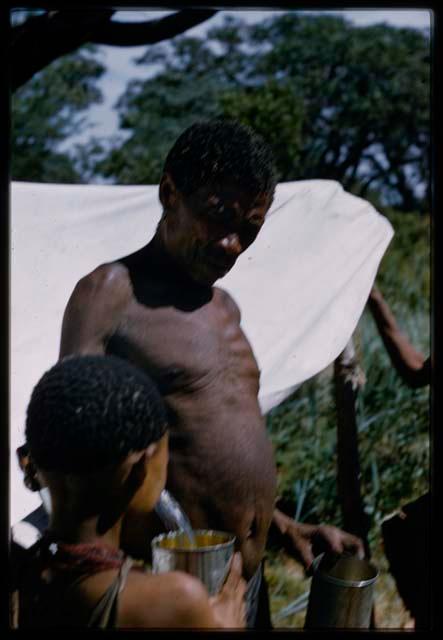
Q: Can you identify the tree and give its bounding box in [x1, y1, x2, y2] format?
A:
[92, 16, 268, 184]
[92, 13, 429, 212]
[94, 34, 232, 184]
[10, 8, 218, 182]
[11, 46, 105, 183]
[10, 9, 218, 91]
[249, 15, 430, 210]
[219, 81, 304, 182]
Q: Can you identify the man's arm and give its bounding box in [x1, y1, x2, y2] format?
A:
[270, 507, 364, 571]
[59, 263, 132, 358]
[367, 285, 430, 389]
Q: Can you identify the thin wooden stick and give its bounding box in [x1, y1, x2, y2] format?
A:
[334, 338, 370, 548]
[334, 337, 375, 627]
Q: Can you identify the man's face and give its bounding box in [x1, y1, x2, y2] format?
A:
[160, 175, 273, 286]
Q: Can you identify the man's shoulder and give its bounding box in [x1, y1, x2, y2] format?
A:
[83, 261, 130, 287]
[72, 261, 133, 302]
[214, 286, 241, 319]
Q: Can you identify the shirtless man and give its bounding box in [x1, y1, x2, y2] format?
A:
[59, 119, 363, 627]
[17, 354, 246, 629]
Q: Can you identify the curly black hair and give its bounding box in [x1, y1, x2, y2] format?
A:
[25, 355, 168, 474]
[163, 118, 277, 197]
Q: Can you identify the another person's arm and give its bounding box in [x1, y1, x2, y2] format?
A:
[367, 285, 430, 389]
[270, 508, 364, 571]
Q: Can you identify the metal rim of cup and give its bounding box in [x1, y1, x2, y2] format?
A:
[312, 553, 379, 588]
[151, 529, 236, 552]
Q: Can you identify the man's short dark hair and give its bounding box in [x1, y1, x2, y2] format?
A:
[25, 355, 168, 474]
[163, 118, 277, 197]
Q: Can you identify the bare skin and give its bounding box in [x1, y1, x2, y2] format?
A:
[60, 176, 276, 580]
[31, 436, 246, 629]
[59, 174, 363, 581]
[366, 285, 430, 630]
[67, 554, 246, 629]
[367, 285, 430, 388]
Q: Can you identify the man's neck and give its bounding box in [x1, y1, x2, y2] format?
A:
[120, 229, 176, 278]
[129, 231, 214, 297]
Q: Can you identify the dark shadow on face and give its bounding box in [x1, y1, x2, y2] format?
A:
[119, 177, 273, 313]
[96, 457, 147, 536]
[161, 178, 273, 288]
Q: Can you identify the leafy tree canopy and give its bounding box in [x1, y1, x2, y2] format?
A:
[92, 13, 429, 212]
[12, 12, 430, 212]
[11, 46, 105, 183]
[10, 8, 217, 91]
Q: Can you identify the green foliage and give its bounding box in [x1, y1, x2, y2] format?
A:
[355, 321, 429, 528]
[253, 16, 430, 210]
[91, 13, 429, 212]
[219, 80, 304, 182]
[92, 24, 248, 185]
[12, 12, 430, 210]
[269, 373, 341, 524]
[373, 209, 430, 318]
[11, 46, 105, 183]
[266, 208, 430, 542]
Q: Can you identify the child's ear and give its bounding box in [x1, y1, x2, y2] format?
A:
[17, 446, 41, 492]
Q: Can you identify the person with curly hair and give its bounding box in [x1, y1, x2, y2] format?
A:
[16, 354, 246, 629]
[56, 119, 363, 628]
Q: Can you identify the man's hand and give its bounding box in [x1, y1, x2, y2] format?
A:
[272, 508, 364, 572]
[208, 552, 247, 628]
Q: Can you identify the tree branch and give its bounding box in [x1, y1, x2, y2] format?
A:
[10, 10, 115, 91]
[10, 9, 218, 92]
[90, 9, 218, 46]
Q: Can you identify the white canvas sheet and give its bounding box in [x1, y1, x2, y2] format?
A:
[10, 179, 393, 525]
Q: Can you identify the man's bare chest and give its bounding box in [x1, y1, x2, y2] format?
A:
[106, 287, 259, 396]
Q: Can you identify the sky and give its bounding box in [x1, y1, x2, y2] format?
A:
[57, 8, 432, 151]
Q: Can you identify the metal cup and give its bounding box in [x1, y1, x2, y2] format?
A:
[304, 552, 379, 629]
[151, 529, 236, 596]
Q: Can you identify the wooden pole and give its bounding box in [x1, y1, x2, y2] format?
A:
[334, 338, 371, 556]
[334, 338, 375, 627]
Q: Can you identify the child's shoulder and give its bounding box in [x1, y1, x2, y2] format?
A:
[119, 568, 214, 628]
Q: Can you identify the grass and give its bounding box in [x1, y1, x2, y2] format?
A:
[265, 544, 415, 629]
[265, 208, 430, 628]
